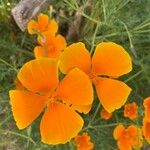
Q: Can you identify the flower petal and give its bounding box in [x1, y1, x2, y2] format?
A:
[34, 46, 46, 58]
[113, 124, 125, 140]
[40, 103, 83, 144]
[27, 20, 38, 34]
[18, 58, 58, 93]
[143, 118, 150, 143]
[59, 42, 91, 74]
[94, 77, 132, 113]
[36, 34, 67, 58]
[9, 90, 46, 129]
[118, 138, 132, 150]
[56, 68, 93, 105]
[47, 19, 58, 35]
[92, 42, 132, 78]
[71, 104, 92, 114]
[55, 34, 67, 52]
[38, 13, 49, 31]
[143, 97, 150, 121]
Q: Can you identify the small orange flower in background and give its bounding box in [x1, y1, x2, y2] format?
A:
[34, 32, 67, 58]
[59, 42, 132, 113]
[9, 58, 93, 144]
[113, 124, 143, 150]
[27, 13, 58, 35]
[143, 118, 150, 143]
[74, 132, 94, 150]
[100, 108, 112, 120]
[143, 97, 150, 121]
[124, 102, 138, 120]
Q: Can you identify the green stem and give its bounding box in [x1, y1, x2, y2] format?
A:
[90, 22, 100, 54]
[0, 58, 18, 72]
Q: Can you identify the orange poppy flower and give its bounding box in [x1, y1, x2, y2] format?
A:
[143, 97, 150, 121]
[113, 124, 143, 150]
[143, 118, 150, 143]
[59, 42, 132, 113]
[124, 102, 138, 120]
[27, 13, 58, 35]
[74, 132, 94, 150]
[9, 58, 93, 144]
[34, 32, 67, 58]
[100, 108, 112, 120]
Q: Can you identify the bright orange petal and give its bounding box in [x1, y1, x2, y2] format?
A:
[124, 102, 138, 120]
[56, 68, 93, 106]
[34, 46, 46, 58]
[55, 34, 67, 51]
[100, 108, 112, 120]
[47, 19, 58, 35]
[118, 138, 132, 150]
[94, 77, 132, 113]
[59, 42, 91, 74]
[40, 103, 83, 144]
[74, 132, 94, 150]
[18, 58, 58, 94]
[144, 97, 150, 121]
[92, 42, 132, 78]
[27, 20, 38, 34]
[9, 90, 46, 129]
[113, 124, 125, 140]
[37, 34, 66, 58]
[143, 118, 150, 143]
[38, 13, 49, 32]
[71, 104, 92, 114]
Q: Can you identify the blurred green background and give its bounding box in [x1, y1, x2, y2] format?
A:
[0, 0, 150, 149]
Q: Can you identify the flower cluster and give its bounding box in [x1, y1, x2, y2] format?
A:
[113, 97, 150, 150]
[9, 13, 134, 147]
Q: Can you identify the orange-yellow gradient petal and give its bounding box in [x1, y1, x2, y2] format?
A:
[59, 42, 91, 74]
[94, 77, 132, 113]
[9, 90, 46, 129]
[47, 19, 58, 35]
[55, 34, 67, 51]
[40, 103, 83, 144]
[18, 58, 58, 93]
[113, 124, 125, 140]
[27, 20, 38, 34]
[34, 46, 46, 58]
[38, 13, 49, 31]
[92, 42, 132, 78]
[56, 68, 93, 106]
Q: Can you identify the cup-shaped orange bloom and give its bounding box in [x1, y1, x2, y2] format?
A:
[34, 32, 67, 58]
[9, 58, 93, 144]
[59, 42, 132, 113]
[124, 102, 138, 120]
[27, 13, 58, 35]
[143, 97, 150, 121]
[143, 118, 150, 143]
[74, 132, 94, 150]
[113, 124, 143, 150]
[100, 108, 112, 120]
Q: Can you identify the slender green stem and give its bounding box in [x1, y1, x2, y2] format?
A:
[124, 70, 143, 83]
[6, 130, 37, 145]
[119, 20, 137, 58]
[90, 22, 100, 54]
[0, 58, 18, 72]
[87, 103, 100, 127]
